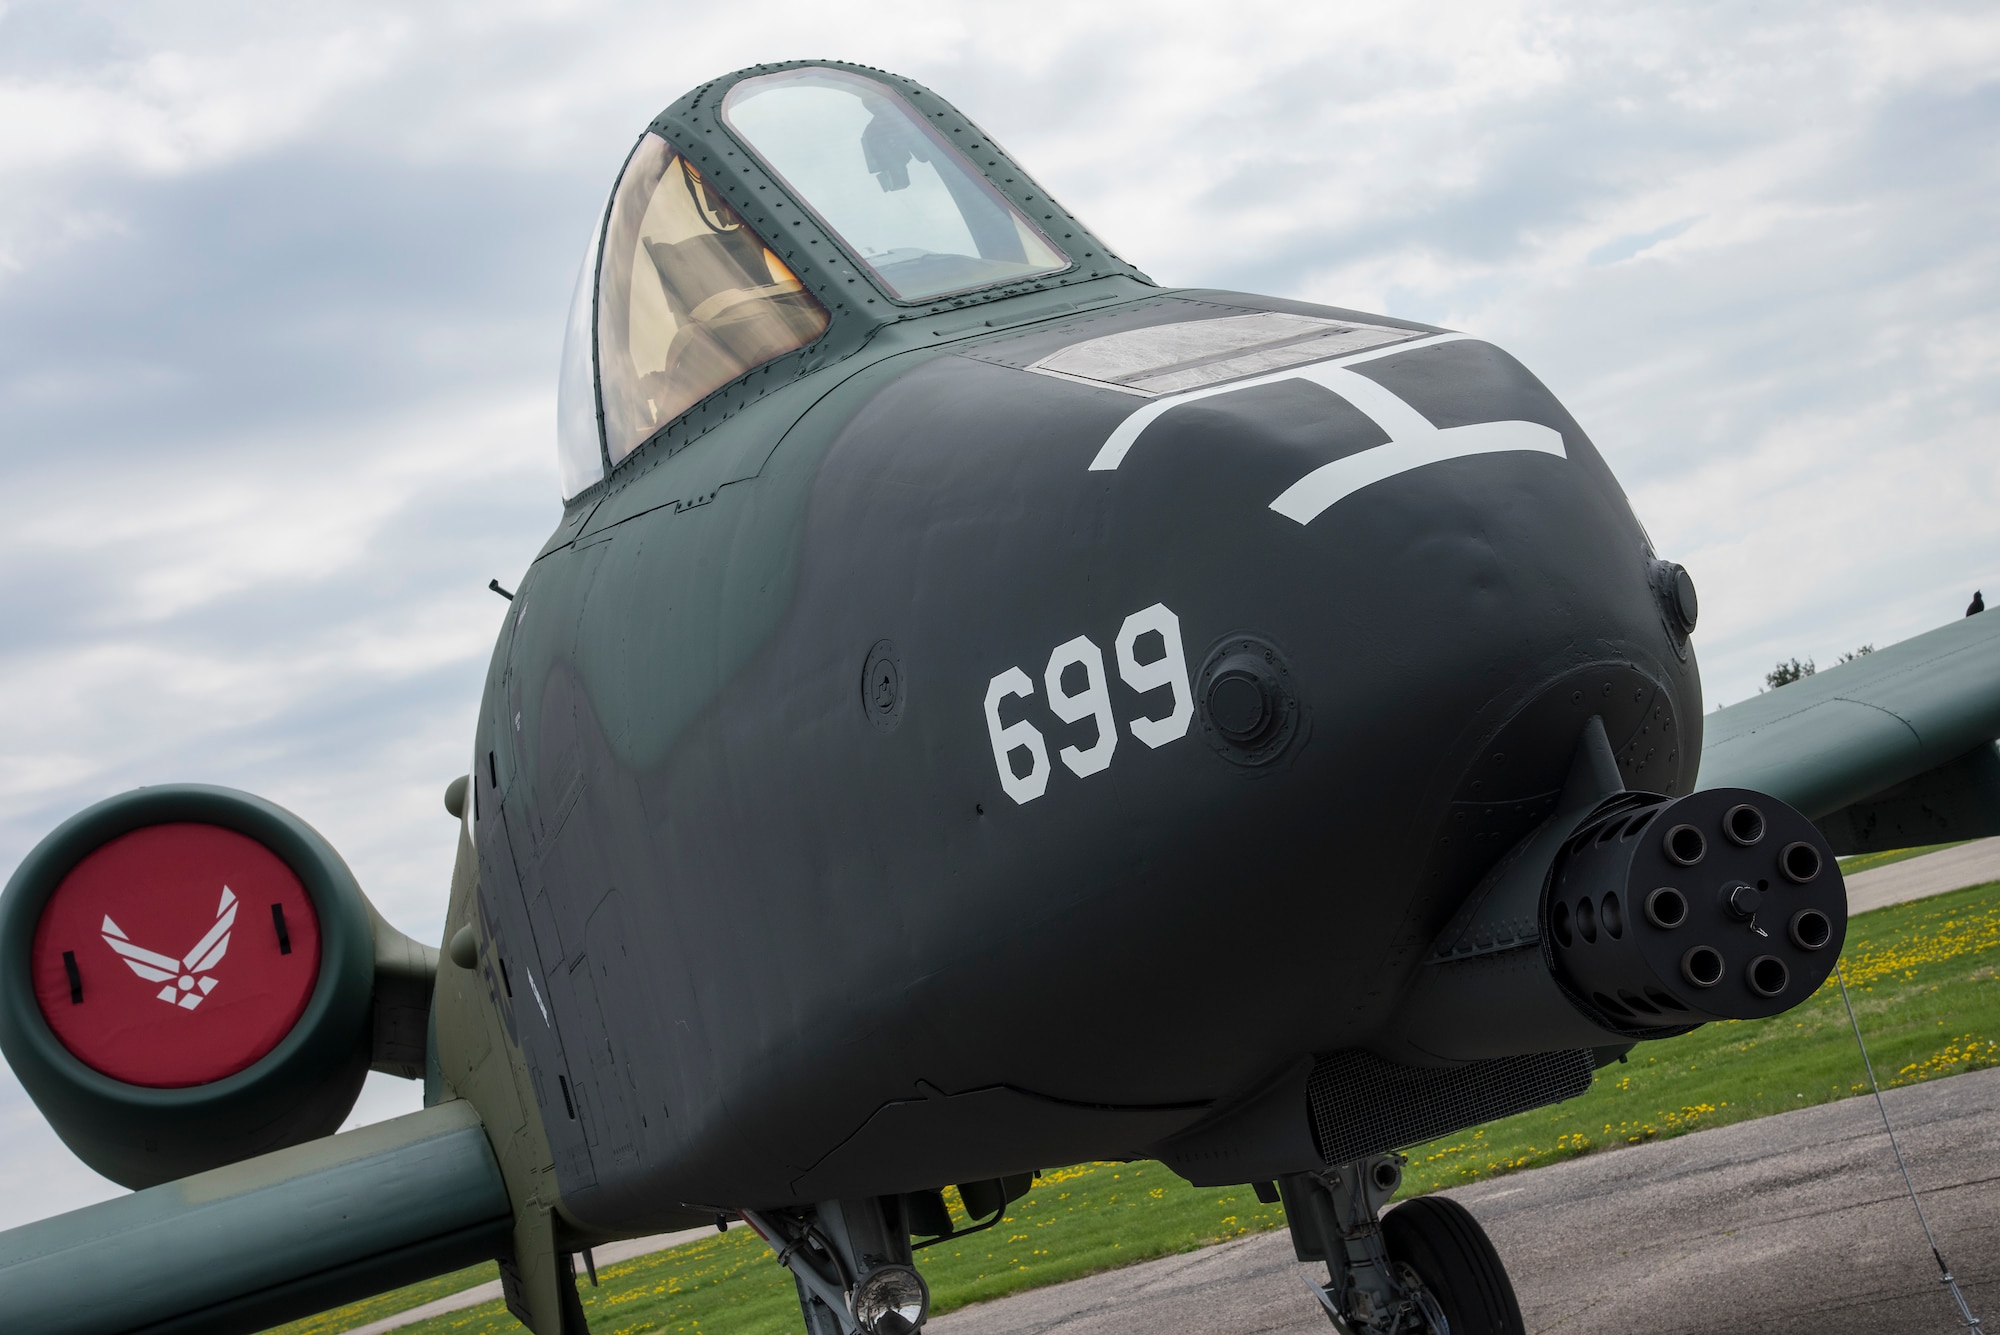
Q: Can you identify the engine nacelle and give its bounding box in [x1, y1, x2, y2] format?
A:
[0, 785, 379, 1187]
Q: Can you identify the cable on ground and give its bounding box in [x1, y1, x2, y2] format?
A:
[1834, 961, 1983, 1331]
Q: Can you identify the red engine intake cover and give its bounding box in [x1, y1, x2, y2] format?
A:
[31, 822, 322, 1088]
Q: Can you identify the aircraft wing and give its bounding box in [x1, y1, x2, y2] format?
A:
[0, 1101, 510, 1335]
[1698, 610, 2000, 853]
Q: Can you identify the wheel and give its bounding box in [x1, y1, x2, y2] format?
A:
[1380, 1195, 1524, 1335]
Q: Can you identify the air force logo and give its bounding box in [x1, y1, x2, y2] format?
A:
[100, 886, 238, 1010]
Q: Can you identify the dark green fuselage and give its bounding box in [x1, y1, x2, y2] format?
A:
[455, 277, 1700, 1232]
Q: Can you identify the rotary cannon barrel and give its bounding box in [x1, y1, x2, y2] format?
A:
[1544, 786, 1847, 1029]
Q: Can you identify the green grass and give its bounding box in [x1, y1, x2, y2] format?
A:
[264, 1263, 497, 1335]
[273, 880, 2000, 1335]
[1837, 839, 1972, 876]
[315, 1167, 1291, 1335]
[1398, 878, 2000, 1187]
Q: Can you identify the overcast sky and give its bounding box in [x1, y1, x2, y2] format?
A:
[1, 0, 1995, 1228]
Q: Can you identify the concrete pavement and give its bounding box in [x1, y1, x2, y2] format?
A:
[931, 1066, 2000, 1335]
[336, 1224, 725, 1335]
[1843, 836, 2000, 914]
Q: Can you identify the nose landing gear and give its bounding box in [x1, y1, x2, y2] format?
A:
[1279, 1155, 1523, 1335]
[745, 1198, 931, 1335]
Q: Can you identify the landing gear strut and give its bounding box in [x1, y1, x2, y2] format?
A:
[1279, 1155, 1523, 1335]
[745, 1197, 931, 1335]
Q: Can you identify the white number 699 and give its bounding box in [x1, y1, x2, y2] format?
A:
[982, 601, 1193, 804]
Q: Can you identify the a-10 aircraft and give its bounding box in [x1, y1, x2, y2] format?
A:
[3, 59, 1998, 1335]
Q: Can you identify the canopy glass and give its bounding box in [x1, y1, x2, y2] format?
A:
[722, 68, 1068, 301]
[593, 133, 831, 470]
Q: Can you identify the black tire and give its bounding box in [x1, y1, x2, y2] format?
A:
[1380, 1195, 1524, 1335]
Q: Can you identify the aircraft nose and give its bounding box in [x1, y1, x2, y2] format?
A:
[1091, 335, 1569, 527]
[1067, 329, 1697, 843]
[1088, 333, 1573, 539]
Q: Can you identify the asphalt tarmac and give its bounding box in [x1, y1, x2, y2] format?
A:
[930, 1065, 2000, 1335]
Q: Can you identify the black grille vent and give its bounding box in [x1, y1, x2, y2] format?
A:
[1306, 1048, 1595, 1164]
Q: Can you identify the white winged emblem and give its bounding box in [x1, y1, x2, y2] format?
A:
[100, 886, 237, 1010]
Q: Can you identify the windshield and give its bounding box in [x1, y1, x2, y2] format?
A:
[721, 68, 1069, 302]
[596, 133, 830, 466]
[555, 215, 605, 499]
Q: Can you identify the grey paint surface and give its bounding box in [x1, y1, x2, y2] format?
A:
[1844, 836, 2000, 914]
[928, 1067, 2000, 1335]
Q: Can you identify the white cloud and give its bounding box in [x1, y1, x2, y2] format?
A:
[0, 18, 412, 176]
[8, 392, 551, 622]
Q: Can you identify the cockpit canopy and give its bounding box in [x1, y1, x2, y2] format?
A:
[557, 65, 1077, 499]
[598, 136, 831, 471]
[722, 68, 1068, 301]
